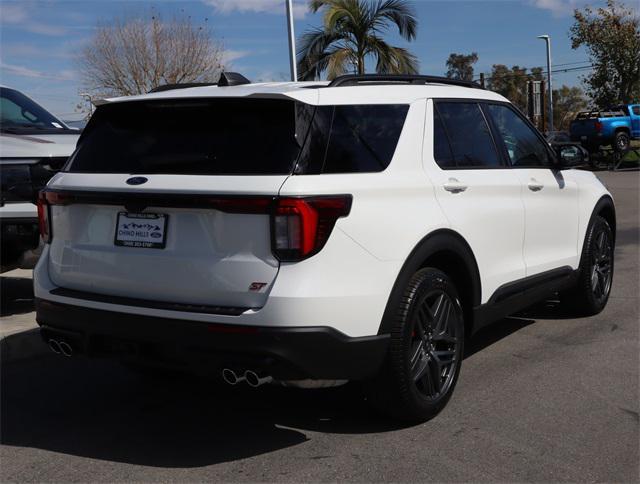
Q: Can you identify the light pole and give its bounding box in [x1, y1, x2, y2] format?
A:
[285, 0, 298, 81]
[537, 35, 553, 132]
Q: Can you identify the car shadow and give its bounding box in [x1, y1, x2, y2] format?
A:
[0, 354, 409, 468]
[1, 312, 544, 468]
[464, 316, 535, 359]
[0, 276, 34, 316]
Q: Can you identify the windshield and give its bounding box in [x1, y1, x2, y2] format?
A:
[0, 87, 71, 134]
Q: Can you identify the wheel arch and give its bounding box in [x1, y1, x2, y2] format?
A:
[377, 229, 481, 337]
[580, 195, 616, 267]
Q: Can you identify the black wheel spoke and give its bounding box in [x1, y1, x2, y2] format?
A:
[431, 294, 450, 334]
[413, 354, 430, 382]
[590, 227, 613, 303]
[432, 349, 456, 368]
[410, 341, 424, 371]
[410, 288, 460, 400]
[433, 332, 456, 344]
[426, 357, 442, 394]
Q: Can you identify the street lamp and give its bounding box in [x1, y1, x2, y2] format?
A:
[285, 0, 298, 81]
[537, 34, 553, 132]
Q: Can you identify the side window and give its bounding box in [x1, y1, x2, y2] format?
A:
[435, 102, 502, 168]
[485, 103, 553, 168]
[433, 106, 455, 168]
[632, 106, 640, 116]
[322, 105, 408, 173]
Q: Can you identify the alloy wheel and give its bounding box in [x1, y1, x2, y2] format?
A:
[409, 290, 460, 400]
[590, 228, 613, 304]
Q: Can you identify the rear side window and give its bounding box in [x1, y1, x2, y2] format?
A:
[434, 102, 501, 168]
[296, 104, 409, 174]
[69, 99, 312, 175]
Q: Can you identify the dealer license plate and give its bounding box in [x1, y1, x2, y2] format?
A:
[114, 212, 168, 249]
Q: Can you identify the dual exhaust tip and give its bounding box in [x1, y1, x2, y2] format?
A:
[48, 338, 73, 357]
[222, 368, 273, 388]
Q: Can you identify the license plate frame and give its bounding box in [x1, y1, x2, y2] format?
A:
[114, 212, 168, 249]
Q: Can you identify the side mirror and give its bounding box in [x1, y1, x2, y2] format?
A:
[552, 142, 589, 168]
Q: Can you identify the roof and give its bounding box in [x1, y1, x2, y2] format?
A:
[98, 80, 508, 107]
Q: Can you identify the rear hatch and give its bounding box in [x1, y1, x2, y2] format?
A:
[45, 98, 312, 310]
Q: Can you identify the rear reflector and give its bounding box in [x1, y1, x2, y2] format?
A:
[37, 191, 51, 243]
[272, 196, 352, 261]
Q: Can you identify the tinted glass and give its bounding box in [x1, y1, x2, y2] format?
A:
[435, 102, 501, 168]
[68, 99, 312, 175]
[0, 87, 71, 134]
[433, 106, 455, 168]
[296, 104, 408, 174]
[633, 106, 640, 116]
[485, 103, 552, 168]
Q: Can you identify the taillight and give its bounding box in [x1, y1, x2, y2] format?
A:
[271, 196, 352, 261]
[595, 120, 603, 132]
[37, 191, 51, 243]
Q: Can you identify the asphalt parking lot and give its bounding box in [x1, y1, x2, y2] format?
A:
[1, 170, 638, 482]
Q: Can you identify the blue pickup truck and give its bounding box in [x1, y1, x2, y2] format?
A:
[570, 104, 640, 153]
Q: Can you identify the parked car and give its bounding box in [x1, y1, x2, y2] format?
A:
[0, 86, 80, 272]
[570, 104, 640, 153]
[35, 73, 615, 422]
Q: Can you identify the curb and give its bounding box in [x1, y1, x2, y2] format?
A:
[0, 327, 48, 364]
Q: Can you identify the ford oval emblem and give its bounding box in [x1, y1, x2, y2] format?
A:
[126, 176, 148, 186]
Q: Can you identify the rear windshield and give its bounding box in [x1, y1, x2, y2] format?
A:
[67, 99, 408, 175]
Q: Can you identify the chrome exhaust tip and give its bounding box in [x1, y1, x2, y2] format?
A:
[244, 370, 273, 388]
[48, 339, 62, 354]
[59, 341, 73, 357]
[222, 368, 246, 385]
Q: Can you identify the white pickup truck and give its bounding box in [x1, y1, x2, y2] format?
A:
[0, 86, 79, 271]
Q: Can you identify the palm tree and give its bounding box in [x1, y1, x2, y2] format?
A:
[297, 0, 419, 81]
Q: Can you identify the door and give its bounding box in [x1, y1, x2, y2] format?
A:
[630, 105, 640, 139]
[423, 100, 526, 303]
[483, 102, 580, 275]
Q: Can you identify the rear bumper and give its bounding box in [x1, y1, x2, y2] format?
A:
[35, 298, 389, 381]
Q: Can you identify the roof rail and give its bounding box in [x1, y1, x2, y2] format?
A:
[328, 74, 482, 89]
[149, 82, 217, 93]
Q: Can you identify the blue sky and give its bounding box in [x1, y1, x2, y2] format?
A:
[0, 0, 622, 120]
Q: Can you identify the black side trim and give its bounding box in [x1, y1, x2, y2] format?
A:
[50, 288, 250, 316]
[474, 266, 578, 330]
[42, 189, 274, 213]
[36, 299, 389, 380]
[488, 266, 573, 304]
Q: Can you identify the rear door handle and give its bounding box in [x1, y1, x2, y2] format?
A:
[443, 178, 468, 194]
[528, 178, 544, 192]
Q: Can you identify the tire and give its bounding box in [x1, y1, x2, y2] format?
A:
[565, 216, 614, 316]
[365, 268, 465, 422]
[613, 131, 630, 153]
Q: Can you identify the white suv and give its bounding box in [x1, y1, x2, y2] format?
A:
[34, 73, 615, 421]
